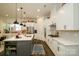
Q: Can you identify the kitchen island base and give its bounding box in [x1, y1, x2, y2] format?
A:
[4, 41, 33, 56]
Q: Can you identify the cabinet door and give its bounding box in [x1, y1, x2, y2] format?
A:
[4, 41, 17, 56]
[17, 41, 32, 56]
[56, 4, 74, 30]
[74, 4, 79, 30]
[58, 45, 66, 56]
[52, 40, 59, 55]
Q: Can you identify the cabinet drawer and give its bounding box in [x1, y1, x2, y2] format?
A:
[17, 41, 32, 45]
[58, 45, 66, 55]
[17, 45, 31, 56]
[17, 41, 32, 56]
[5, 41, 17, 45]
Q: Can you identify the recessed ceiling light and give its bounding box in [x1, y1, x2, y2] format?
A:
[37, 16, 39, 18]
[17, 8, 20, 11]
[53, 16, 56, 19]
[59, 9, 64, 14]
[32, 17, 34, 18]
[5, 14, 8, 17]
[23, 14, 26, 17]
[37, 9, 40, 12]
[27, 16, 29, 17]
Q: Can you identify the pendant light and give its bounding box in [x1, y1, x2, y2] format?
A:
[23, 24, 26, 27]
[20, 23, 23, 25]
[13, 3, 19, 24]
[20, 7, 23, 26]
[23, 11, 26, 27]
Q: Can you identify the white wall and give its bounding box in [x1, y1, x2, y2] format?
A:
[0, 17, 15, 24]
[0, 17, 37, 28]
[0, 20, 6, 32]
[0, 20, 6, 37]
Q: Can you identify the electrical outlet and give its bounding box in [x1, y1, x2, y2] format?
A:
[64, 25, 66, 29]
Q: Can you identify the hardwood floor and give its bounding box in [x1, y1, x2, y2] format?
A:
[32, 39, 55, 56]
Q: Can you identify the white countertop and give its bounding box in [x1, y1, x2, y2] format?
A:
[48, 35, 79, 45]
[52, 37, 79, 45]
[4, 34, 34, 41]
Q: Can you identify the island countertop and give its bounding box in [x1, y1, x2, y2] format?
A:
[4, 34, 34, 41]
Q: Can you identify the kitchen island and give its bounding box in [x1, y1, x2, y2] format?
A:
[4, 34, 34, 56]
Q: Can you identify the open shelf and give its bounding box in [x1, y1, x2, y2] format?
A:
[5, 41, 17, 56]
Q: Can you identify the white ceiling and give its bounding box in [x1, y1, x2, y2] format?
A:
[0, 3, 61, 19]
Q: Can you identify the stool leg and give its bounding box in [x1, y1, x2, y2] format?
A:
[0, 41, 1, 47]
[1, 41, 4, 45]
[0, 41, 3, 47]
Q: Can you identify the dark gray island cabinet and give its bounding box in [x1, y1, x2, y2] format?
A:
[17, 41, 33, 56]
[4, 35, 34, 56]
[4, 41, 33, 56]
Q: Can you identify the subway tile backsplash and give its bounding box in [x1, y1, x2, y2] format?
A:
[59, 31, 79, 40]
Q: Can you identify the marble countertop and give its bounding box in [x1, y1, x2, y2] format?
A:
[52, 37, 79, 45]
[48, 35, 79, 45]
[4, 34, 34, 41]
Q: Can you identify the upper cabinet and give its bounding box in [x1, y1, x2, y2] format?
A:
[55, 4, 79, 30]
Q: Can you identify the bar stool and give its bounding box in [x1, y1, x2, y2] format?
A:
[0, 36, 6, 47]
[0, 37, 2, 47]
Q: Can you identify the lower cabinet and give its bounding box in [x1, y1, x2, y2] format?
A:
[52, 40, 78, 56]
[4, 41, 33, 56]
[57, 45, 79, 56]
[57, 44, 67, 56]
[46, 38, 79, 56]
[4, 41, 17, 56]
[17, 41, 33, 56]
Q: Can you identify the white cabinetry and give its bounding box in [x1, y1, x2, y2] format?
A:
[49, 39, 65, 56]
[46, 37, 79, 56]
[52, 39, 59, 55]
[55, 3, 79, 30]
[46, 37, 59, 55]
[52, 40, 78, 56]
[58, 45, 79, 56]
